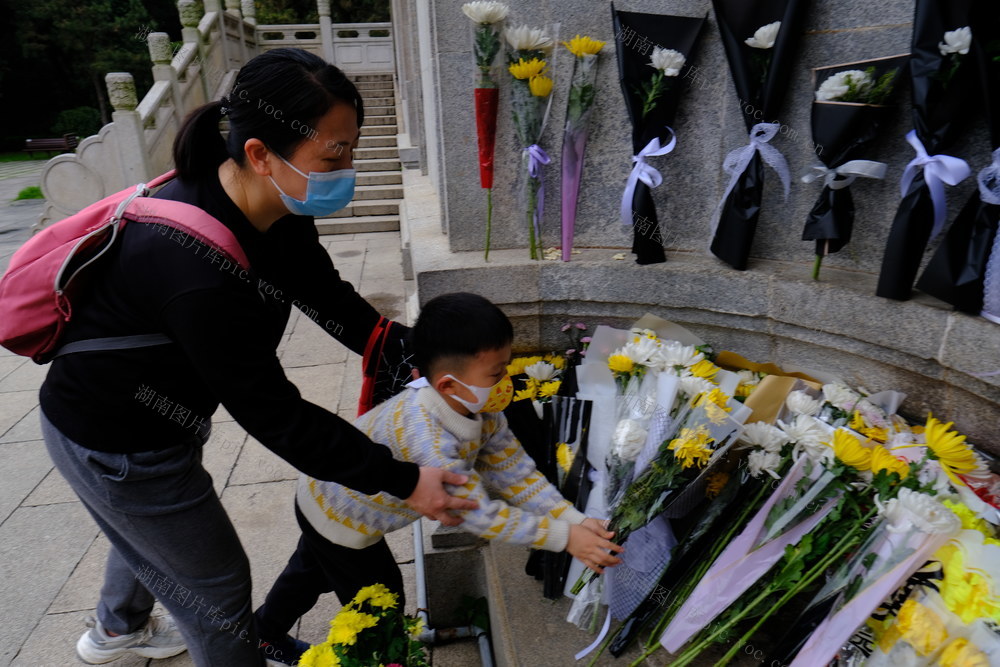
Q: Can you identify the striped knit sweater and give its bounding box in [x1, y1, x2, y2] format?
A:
[297, 384, 586, 550]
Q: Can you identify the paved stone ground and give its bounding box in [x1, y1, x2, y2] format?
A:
[0, 165, 481, 666]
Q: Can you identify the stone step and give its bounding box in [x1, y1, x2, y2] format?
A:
[361, 125, 397, 137]
[328, 198, 400, 217]
[355, 146, 399, 160]
[355, 157, 401, 171]
[355, 80, 395, 91]
[351, 73, 394, 82]
[362, 96, 394, 107]
[358, 135, 398, 148]
[365, 115, 397, 127]
[315, 215, 399, 235]
[353, 183, 403, 201]
[365, 105, 396, 117]
[357, 169, 402, 186]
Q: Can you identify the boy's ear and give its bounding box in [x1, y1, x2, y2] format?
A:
[434, 374, 458, 396]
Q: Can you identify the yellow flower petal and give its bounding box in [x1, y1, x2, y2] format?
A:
[689, 359, 720, 381]
[508, 57, 546, 80]
[870, 445, 908, 479]
[825, 429, 872, 472]
[608, 354, 635, 374]
[925, 415, 978, 486]
[556, 442, 574, 474]
[539, 380, 561, 397]
[939, 638, 990, 667]
[529, 74, 553, 97]
[562, 34, 605, 57]
[896, 599, 947, 656]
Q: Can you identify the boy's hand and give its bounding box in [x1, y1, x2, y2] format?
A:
[580, 517, 614, 539]
[567, 523, 624, 574]
[405, 467, 479, 526]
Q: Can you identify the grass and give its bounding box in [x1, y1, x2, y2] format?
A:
[14, 186, 43, 201]
[0, 151, 53, 163]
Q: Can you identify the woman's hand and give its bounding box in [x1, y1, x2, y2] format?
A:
[567, 523, 624, 574]
[405, 466, 479, 526]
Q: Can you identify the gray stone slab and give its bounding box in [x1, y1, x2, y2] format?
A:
[338, 355, 364, 415]
[202, 420, 249, 495]
[0, 390, 40, 440]
[0, 355, 26, 383]
[939, 313, 1000, 393]
[0, 360, 48, 393]
[228, 436, 298, 486]
[0, 503, 98, 665]
[279, 316, 351, 368]
[0, 404, 43, 444]
[48, 533, 107, 614]
[0, 439, 54, 524]
[285, 364, 346, 416]
[23, 465, 78, 507]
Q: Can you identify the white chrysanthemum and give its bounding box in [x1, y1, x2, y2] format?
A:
[785, 390, 822, 417]
[822, 383, 861, 411]
[739, 421, 790, 454]
[630, 327, 658, 338]
[612, 418, 648, 461]
[748, 450, 782, 479]
[939, 26, 972, 56]
[737, 369, 761, 386]
[745, 21, 780, 49]
[815, 69, 873, 102]
[461, 1, 509, 24]
[649, 47, 686, 76]
[679, 375, 715, 399]
[777, 414, 831, 463]
[854, 399, 889, 428]
[621, 336, 661, 367]
[880, 488, 961, 535]
[524, 361, 557, 382]
[655, 340, 703, 371]
[504, 24, 553, 52]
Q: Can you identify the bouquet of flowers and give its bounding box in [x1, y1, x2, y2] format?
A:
[299, 584, 427, 667]
[560, 35, 606, 261]
[612, 4, 707, 265]
[708, 0, 811, 271]
[802, 55, 909, 280]
[876, 0, 981, 300]
[917, 7, 1000, 315]
[462, 1, 509, 260]
[506, 24, 556, 260]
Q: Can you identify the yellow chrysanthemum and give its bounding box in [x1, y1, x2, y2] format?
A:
[508, 57, 546, 80]
[544, 353, 566, 369]
[668, 426, 714, 469]
[937, 543, 1000, 624]
[689, 359, 720, 381]
[529, 74, 553, 97]
[694, 388, 732, 413]
[939, 638, 991, 667]
[925, 415, 979, 486]
[562, 34, 606, 57]
[514, 387, 536, 402]
[556, 442, 574, 474]
[539, 380, 561, 397]
[608, 354, 635, 374]
[942, 500, 1000, 545]
[825, 429, 872, 472]
[299, 642, 341, 667]
[870, 445, 909, 480]
[896, 598, 948, 656]
[850, 410, 889, 444]
[406, 616, 425, 639]
[351, 583, 398, 610]
[705, 471, 729, 499]
[735, 382, 756, 398]
[327, 609, 379, 646]
[507, 355, 541, 376]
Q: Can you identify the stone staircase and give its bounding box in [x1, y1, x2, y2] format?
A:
[315, 73, 402, 234]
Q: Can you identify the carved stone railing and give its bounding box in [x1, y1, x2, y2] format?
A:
[256, 22, 394, 73]
[35, 0, 258, 230]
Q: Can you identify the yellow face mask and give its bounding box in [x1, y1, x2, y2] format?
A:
[445, 374, 514, 413]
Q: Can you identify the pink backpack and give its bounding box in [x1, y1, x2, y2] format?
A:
[0, 170, 250, 363]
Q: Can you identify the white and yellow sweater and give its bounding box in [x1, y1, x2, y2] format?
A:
[297, 384, 586, 551]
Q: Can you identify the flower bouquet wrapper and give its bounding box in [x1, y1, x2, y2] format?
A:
[659, 455, 839, 652]
[802, 55, 909, 266]
[709, 0, 811, 271]
[916, 8, 1000, 314]
[612, 4, 707, 265]
[876, 0, 981, 300]
[788, 521, 957, 666]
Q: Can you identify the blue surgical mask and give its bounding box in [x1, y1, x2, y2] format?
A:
[268, 153, 356, 217]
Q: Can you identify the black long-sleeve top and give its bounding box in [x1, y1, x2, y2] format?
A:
[39, 170, 419, 499]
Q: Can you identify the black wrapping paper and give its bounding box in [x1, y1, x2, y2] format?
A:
[612, 4, 706, 265]
[802, 56, 909, 261]
[709, 0, 812, 270]
[875, 0, 981, 300]
[915, 2, 1000, 311]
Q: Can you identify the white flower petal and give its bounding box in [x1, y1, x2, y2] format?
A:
[745, 21, 781, 49]
[649, 47, 686, 76]
[504, 24, 553, 52]
[612, 418, 648, 461]
[938, 26, 972, 56]
[462, 1, 509, 24]
[815, 69, 874, 102]
[785, 390, 822, 417]
[524, 361, 557, 382]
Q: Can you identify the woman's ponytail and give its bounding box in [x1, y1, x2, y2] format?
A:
[172, 100, 231, 181]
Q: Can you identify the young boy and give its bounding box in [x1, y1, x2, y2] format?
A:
[254, 292, 622, 663]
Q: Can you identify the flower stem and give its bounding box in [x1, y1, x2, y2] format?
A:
[527, 177, 539, 260]
[484, 188, 493, 262]
[812, 254, 822, 281]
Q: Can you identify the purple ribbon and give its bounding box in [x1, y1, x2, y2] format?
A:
[900, 130, 971, 239]
[525, 144, 551, 244]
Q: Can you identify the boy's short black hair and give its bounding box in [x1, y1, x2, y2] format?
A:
[411, 292, 513, 378]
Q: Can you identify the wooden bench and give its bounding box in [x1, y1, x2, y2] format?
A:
[23, 133, 79, 157]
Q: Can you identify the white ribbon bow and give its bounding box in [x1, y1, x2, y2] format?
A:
[801, 159, 887, 190]
[709, 123, 791, 238]
[900, 130, 971, 238]
[619, 128, 677, 226]
[978, 147, 1000, 206]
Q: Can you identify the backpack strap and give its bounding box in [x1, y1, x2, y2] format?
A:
[51, 334, 173, 359]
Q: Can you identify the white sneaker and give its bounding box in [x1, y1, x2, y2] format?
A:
[76, 613, 187, 664]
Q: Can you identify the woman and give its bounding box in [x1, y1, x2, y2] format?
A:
[39, 48, 475, 666]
